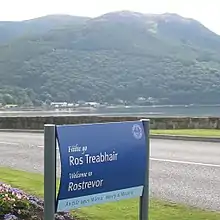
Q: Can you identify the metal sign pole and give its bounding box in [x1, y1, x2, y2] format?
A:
[44, 124, 56, 220]
[139, 119, 150, 220]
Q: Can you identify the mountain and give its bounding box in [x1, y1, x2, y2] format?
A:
[0, 11, 220, 106]
[0, 15, 89, 44]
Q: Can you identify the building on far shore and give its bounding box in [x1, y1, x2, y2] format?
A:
[50, 102, 68, 108]
[84, 102, 101, 108]
[3, 104, 18, 109]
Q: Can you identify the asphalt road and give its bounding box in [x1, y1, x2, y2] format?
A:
[0, 131, 220, 211]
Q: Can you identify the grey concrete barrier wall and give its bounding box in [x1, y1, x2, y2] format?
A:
[0, 116, 220, 130]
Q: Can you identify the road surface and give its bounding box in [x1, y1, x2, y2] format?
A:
[0, 131, 220, 211]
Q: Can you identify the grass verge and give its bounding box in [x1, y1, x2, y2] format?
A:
[1, 167, 220, 220]
[151, 129, 220, 137]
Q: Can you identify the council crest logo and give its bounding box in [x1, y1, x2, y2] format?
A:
[132, 124, 143, 139]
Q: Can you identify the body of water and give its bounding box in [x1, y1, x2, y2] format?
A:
[0, 105, 220, 117]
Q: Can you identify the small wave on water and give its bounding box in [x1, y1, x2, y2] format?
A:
[0, 110, 165, 117]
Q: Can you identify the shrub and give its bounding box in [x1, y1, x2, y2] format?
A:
[0, 182, 74, 220]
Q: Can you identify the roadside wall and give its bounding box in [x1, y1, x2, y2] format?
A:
[0, 116, 220, 130]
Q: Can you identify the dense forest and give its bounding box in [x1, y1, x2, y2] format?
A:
[0, 11, 220, 106]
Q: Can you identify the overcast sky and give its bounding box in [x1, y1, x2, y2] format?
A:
[1, 0, 219, 34]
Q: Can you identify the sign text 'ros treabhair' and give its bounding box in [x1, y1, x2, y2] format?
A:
[44, 120, 150, 220]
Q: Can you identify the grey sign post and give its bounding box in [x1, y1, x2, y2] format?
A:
[44, 124, 56, 220]
[139, 119, 150, 220]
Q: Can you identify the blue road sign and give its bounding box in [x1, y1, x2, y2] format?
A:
[55, 120, 148, 212]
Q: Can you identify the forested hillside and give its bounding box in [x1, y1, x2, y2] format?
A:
[0, 11, 220, 106]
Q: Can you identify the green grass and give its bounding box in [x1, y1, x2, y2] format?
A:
[151, 129, 220, 137]
[1, 167, 220, 220]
